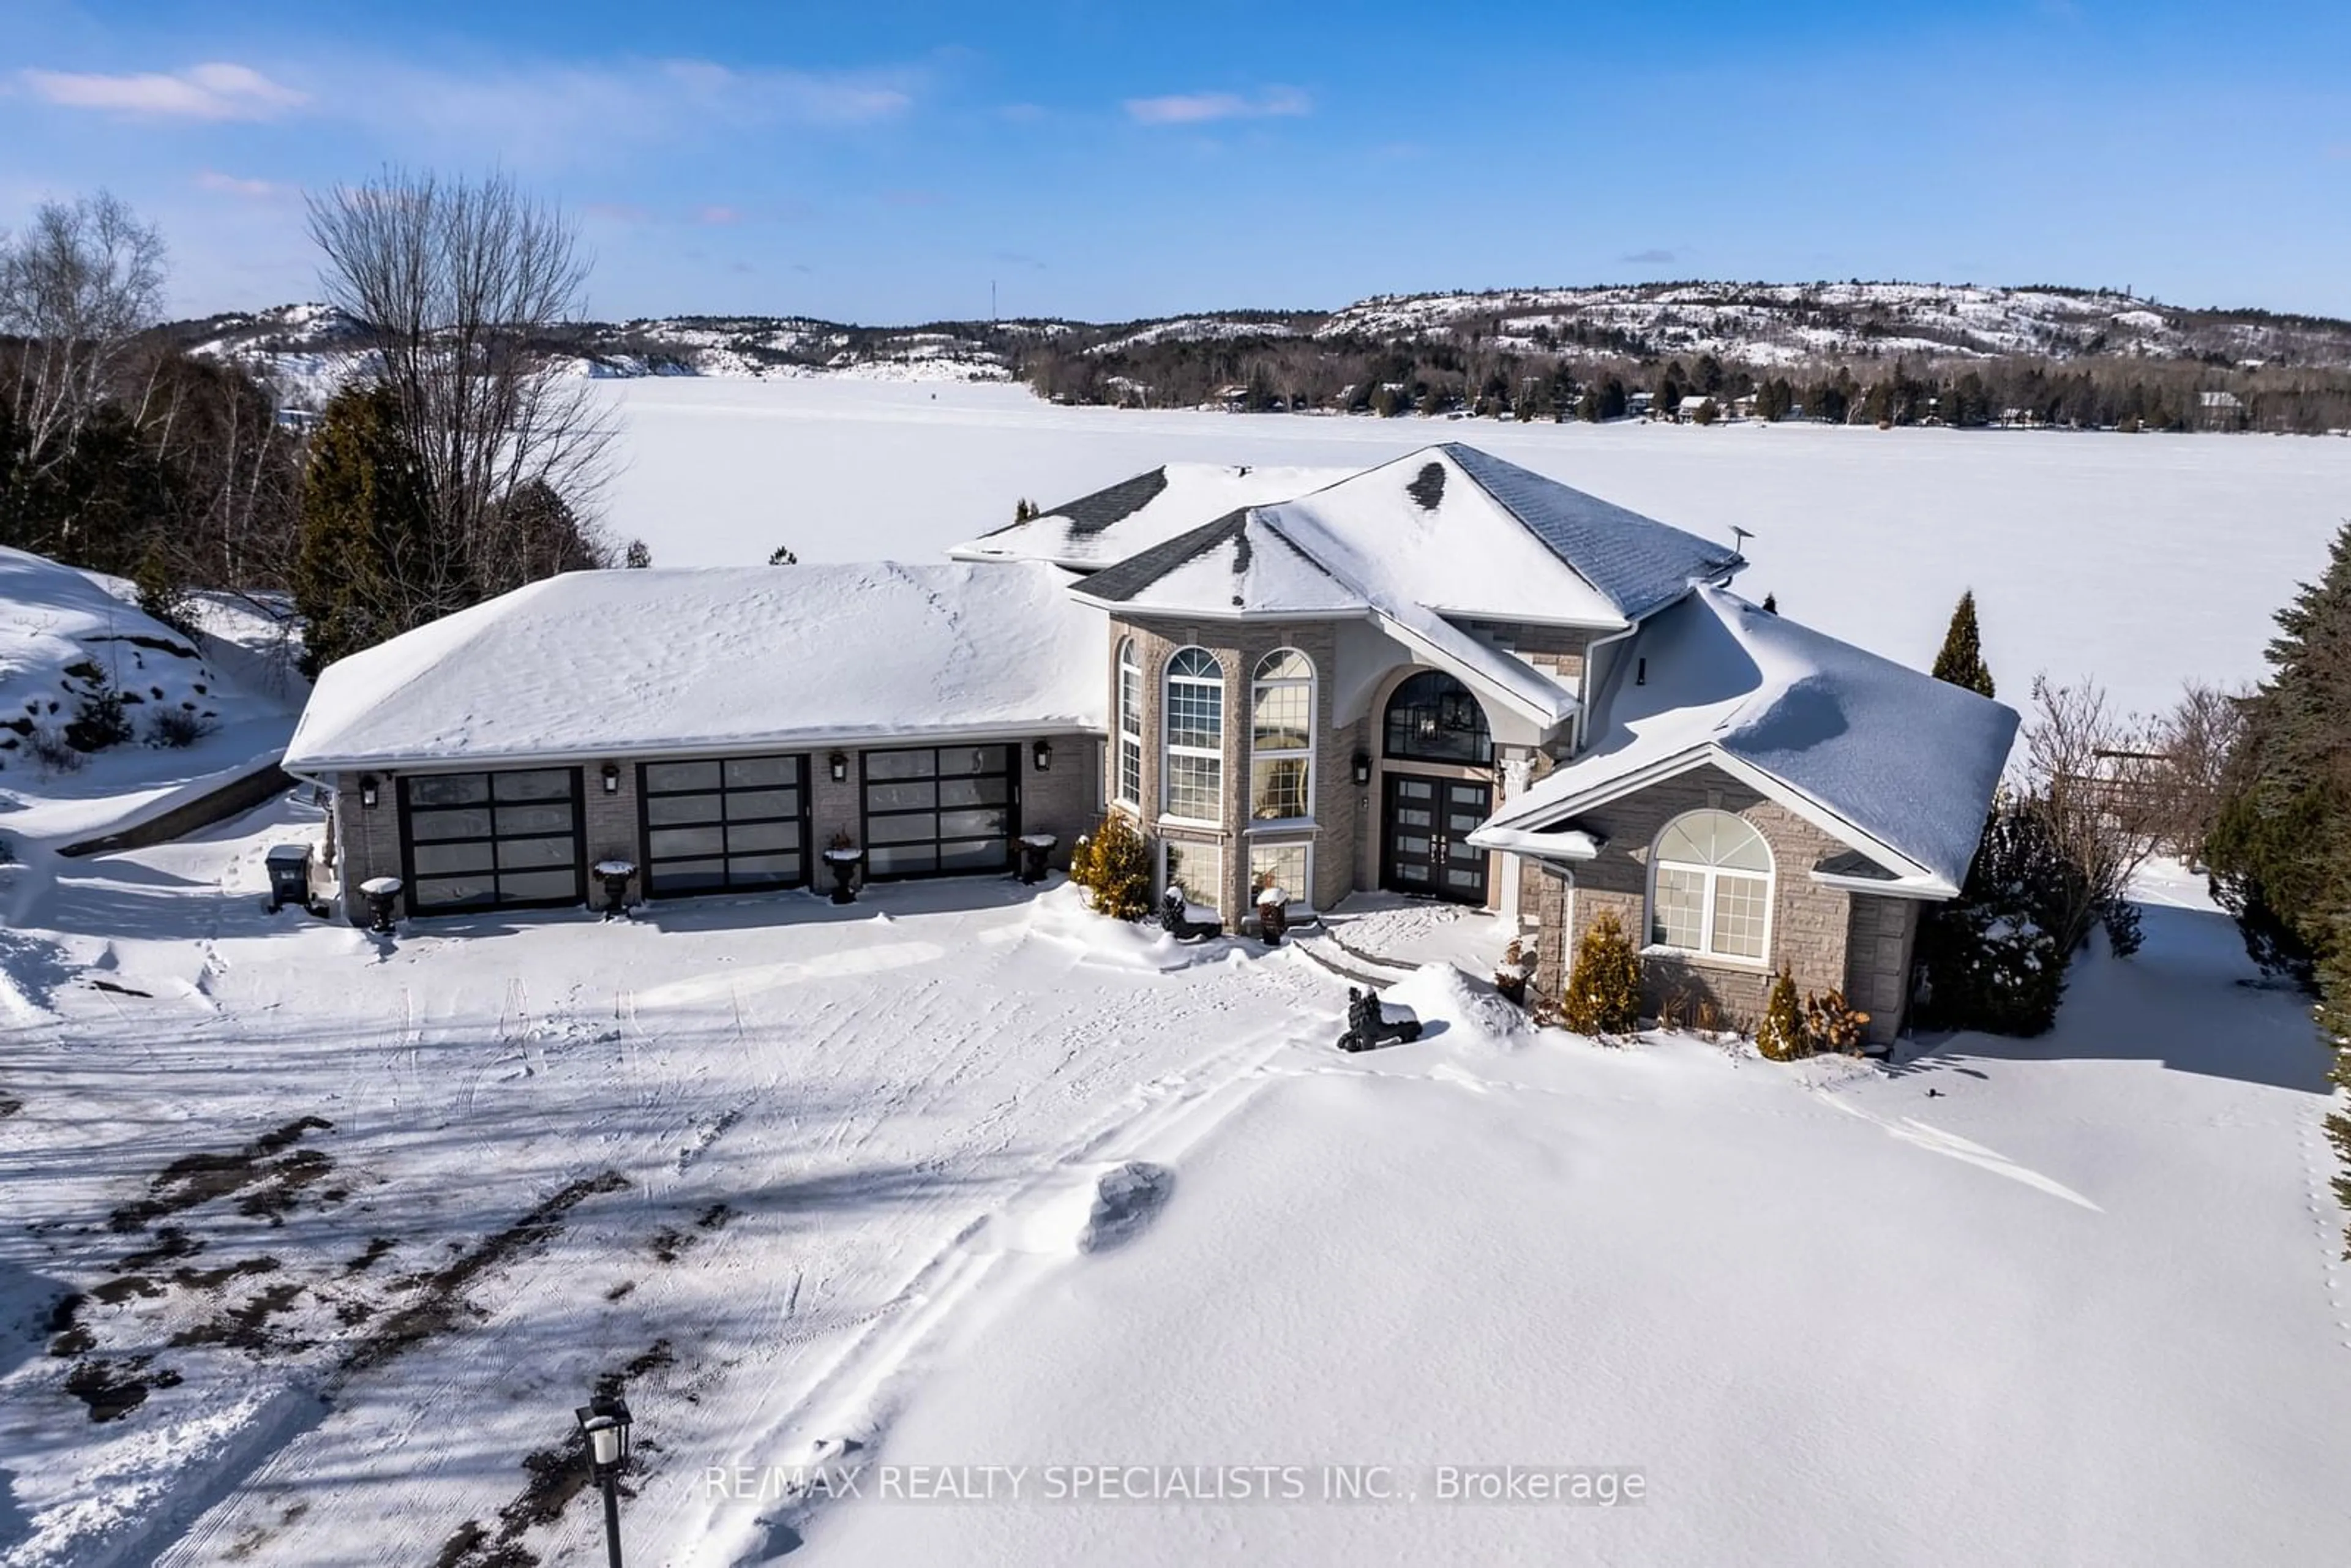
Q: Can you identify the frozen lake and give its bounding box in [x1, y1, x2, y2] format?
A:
[599, 378, 2351, 720]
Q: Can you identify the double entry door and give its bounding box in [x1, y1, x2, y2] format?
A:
[1381, 773, 1492, 905]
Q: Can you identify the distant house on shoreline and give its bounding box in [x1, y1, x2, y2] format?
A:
[287, 444, 2014, 1041]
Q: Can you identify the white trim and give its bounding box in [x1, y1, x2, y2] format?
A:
[1114, 637, 1143, 808]
[1644, 809, 1775, 966]
[1249, 647, 1316, 827]
[1485, 743, 1940, 889]
[291, 723, 1106, 778]
[1161, 645, 1225, 824]
[1245, 837, 1316, 914]
[1243, 817, 1318, 834]
[1465, 825, 1600, 861]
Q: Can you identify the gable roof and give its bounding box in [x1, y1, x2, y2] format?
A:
[285, 561, 1106, 773]
[948, 462, 1351, 571]
[1072, 509, 1369, 617]
[1472, 587, 2017, 895]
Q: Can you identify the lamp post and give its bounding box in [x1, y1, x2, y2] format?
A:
[576, 1394, 633, 1568]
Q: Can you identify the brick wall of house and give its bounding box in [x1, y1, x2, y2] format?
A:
[1018, 737, 1097, 868]
[581, 762, 641, 904]
[1531, 763, 1853, 1031]
[1461, 621, 1596, 686]
[1842, 893, 1922, 1044]
[331, 771, 402, 920]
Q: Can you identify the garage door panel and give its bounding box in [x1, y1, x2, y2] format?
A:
[860, 745, 1017, 879]
[399, 768, 583, 913]
[639, 752, 810, 896]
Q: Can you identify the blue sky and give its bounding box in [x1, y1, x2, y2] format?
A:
[5, 1, 2349, 323]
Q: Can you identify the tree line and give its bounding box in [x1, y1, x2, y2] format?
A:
[1021, 333, 2351, 433]
[1, 175, 630, 677]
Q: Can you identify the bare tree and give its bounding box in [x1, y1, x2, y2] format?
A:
[0, 192, 167, 489]
[2019, 674, 2165, 953]
[2143, 680, 2251, 865]
[304, 168, 614, 613]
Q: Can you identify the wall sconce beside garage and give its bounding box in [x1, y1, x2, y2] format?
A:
[601, 762, 620, 793]
[359, 775, 380, 809]
[829, 751, 849, 783]
[1032, 738, 1052, 771]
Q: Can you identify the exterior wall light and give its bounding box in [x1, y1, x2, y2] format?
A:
[359, 775, 380, 809]
[1352, 752, 1372, 787]
[829, 751, 849, 783]
[601, 762, 620, 794]
[1032, 737, 1052, 771]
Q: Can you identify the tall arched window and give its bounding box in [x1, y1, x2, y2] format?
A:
[1648, 809, 1773, 962]
[1163, 647, 1224, 822]
[1383, 669, 1491, 765]
[1115, 639, 1142, 806]
[1250, 648, 1315, 821]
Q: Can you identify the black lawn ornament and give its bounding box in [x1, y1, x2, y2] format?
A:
[1158, 887, 1222, 941]
[1338, 986, 1422, 1053]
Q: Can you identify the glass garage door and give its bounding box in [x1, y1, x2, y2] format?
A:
[399, 768, 584, 911]
[638, 754, 809, 896]
[861, 745, 1016, 878]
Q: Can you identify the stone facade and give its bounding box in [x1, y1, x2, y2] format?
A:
[1109, 613, 1368, 926]
[1530, 763, 1895, 1035]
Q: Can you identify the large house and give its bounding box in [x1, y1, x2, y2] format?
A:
[285, 443, 2015, 1040]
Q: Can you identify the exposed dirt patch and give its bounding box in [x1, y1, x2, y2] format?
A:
[345, 1236, 397, 1274]
[170, 1255, 282, 1291]
[88, 978, 152, 998]
[0, 1090, 21, 1118]
[64, 1356, 181, 1422]
[222, 1500, 310, 1562]
[45, 1292, 91, 1357]
[235, 1147, 336, 1224]
[171, 1282, 306, 1351]
[604, 1280, 636, 1303]
[108, 1116, 334, 1232]
[88, 1274, 165, 1305]
[119, 1225, 201, 1270]
[649, 1201, 735, 1263]
[345, 1169, 627, 1373]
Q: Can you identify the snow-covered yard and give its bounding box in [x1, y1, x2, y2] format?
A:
[2, 802, 2346, 1565]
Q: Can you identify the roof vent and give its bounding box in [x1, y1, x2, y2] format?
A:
[1406, 462, 1445, 511]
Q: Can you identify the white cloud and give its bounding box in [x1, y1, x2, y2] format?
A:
[1124, 86, 1310, 126]
[20, 61, 308, 120]
[194, 170, 290, 199]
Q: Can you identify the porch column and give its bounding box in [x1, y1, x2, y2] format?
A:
[1494, 749, 1535, 926]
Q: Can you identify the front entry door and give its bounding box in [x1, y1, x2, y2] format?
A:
[1382, 774, 1493, 904]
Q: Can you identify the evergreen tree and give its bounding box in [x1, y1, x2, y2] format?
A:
[623, 539, 653, 569]
[1931, 590, 1997, 698]
[1755, 965, 1808, 1060]
[767, 544, 798, 566]
[1761, 592, 1777, 614]
[290, 384, 433, 675]
[1560, 910, 1644, 1037]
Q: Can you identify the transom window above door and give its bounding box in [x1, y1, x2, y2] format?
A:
[1383, 670, 1491, 765]
[1648, 809, 1774, 962]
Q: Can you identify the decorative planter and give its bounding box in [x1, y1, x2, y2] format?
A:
[1016, 832, 1057, 886]
[1255, 885, 1289, 946]
[357, 874, 402, 934]
[822, 847, 865, 905]
[594, 860, 637, 921]
[1493, 965, 1531, 1007]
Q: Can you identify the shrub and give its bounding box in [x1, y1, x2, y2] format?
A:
[61, 662, 133, 752]
[1802, 988, 1870, 1054]
[144, 706, 217, 749]
[1561, 910, 1644, 1037]
[1755, 965, 1808, 1060]
[1914, 802, 2072, 1036]
[25, 727, 82, 773]
[1072, 811, 1153, 920]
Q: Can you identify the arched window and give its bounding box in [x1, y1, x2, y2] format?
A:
[1115, 639, 1142, 806]
[1250, 648, 1315, 821]
[1648, 810, 1773, 962]
[1163, 647, 1224, 822]
[1383, 670, 1491, 765]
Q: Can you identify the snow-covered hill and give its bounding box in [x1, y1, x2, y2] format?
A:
[166, 281, 2351, 408]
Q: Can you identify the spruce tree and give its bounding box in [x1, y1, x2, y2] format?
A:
[291, 384, 433, 674]
[1761, 593, 1777, 614]
[1931, 590, 1996, 698]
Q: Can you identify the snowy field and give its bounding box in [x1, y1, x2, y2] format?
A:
[602, 379, 2351, 721]
[5, 385, 2351, 1565]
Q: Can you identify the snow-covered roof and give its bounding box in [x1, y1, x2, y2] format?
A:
[1472, 587, 2017, 895]
[1070, 505, 1579, 730]
[948, 462, 1350, 571]
[285, 561, 1106, 773]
